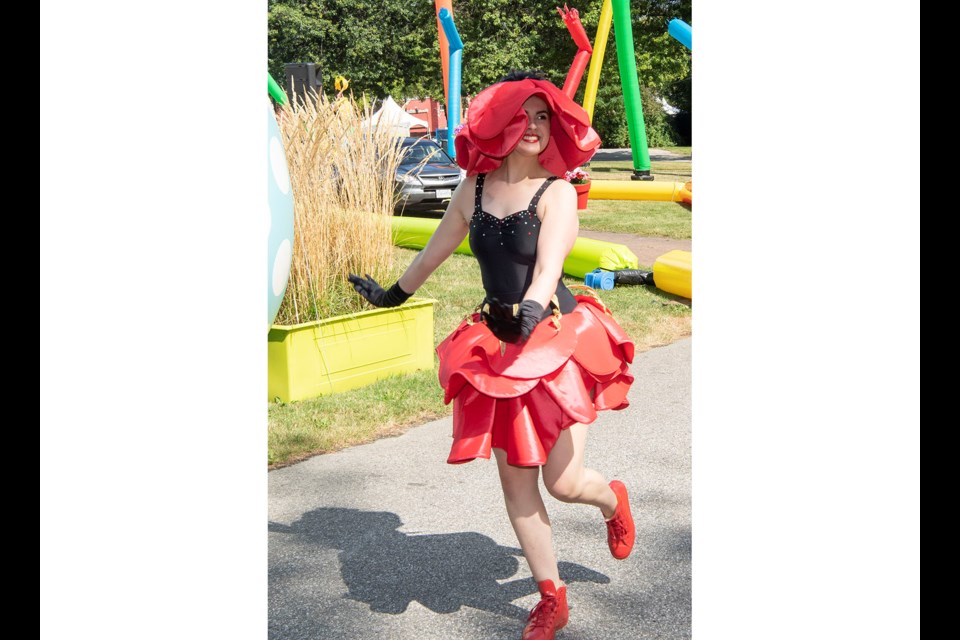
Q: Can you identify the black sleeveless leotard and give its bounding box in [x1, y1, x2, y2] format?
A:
[468, 173, 578, 316]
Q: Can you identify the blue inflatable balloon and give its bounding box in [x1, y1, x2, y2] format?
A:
[668, 18, 692, 50]
[267, 102, 295, 330]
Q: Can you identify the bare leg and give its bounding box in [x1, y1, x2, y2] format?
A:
[541, 423, 619, 518]
[493, 448, 562, 586]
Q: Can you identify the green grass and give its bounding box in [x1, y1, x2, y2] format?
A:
[268, 153, 694, 469]
[268, 367, 449, 468]
[578, 199, 691, 238]
[576, 159, 692, 238]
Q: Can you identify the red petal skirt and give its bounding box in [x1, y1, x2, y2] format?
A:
[436, 295, 635, 467]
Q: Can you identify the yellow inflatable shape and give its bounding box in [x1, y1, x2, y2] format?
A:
[653, 250, 692, 299]
[583, 0, 614, 121]
[589, 180, 690, 202]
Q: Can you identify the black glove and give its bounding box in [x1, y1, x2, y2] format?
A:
[481, 297, 522, 343]
[481, 297, 544, 343]
[517, 299, 545, 341]
[348, 273, 413, 308]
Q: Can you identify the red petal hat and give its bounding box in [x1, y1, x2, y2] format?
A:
[454, 78, 601, 177]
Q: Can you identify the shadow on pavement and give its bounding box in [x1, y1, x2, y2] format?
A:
[269, 507, 610, 621]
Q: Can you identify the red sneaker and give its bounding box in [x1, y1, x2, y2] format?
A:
[521, 579, 569, 640]
[606, 480, 636, 560]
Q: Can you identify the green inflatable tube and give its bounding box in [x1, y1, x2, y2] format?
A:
[612, 0, 651, 175]
[390, 216, 637, 279]
[563, 236, 638, 278]
[268, 72, 287, 105]
[392, 216, 473, 256]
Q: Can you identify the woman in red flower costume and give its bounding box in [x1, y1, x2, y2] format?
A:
[350, 70, 635, 640]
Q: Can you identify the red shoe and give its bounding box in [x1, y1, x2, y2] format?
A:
[521, 579, 569, 640]
[606, 480, 635, 560]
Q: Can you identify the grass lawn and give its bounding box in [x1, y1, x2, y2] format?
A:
[576, 159, 692, 238]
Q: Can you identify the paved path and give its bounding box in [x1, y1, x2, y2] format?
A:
[591, 148, 691, 162]
[269, 338, 691, 640]
[577, 230, 691, 271]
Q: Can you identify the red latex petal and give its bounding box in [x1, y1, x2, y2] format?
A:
[492, 396, 549, 466]
[541, 358, 599, 425]
[482, 319, 577, 378]
[593, 371, 634, 411]
[447, 389, 495, 464]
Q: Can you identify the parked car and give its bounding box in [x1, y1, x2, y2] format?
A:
[394, 137, 464, 213]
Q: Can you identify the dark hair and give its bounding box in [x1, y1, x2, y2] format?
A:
[497, 69, 548, 83]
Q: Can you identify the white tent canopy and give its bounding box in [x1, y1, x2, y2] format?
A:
[362, 96, 427, 136]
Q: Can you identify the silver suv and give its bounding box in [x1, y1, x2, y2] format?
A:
[394, 137, 464, 213]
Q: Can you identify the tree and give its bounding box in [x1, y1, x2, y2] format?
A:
[267, 0, 692, 143]
[268, 0, 438, 99]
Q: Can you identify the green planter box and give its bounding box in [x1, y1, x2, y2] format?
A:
[268, 297, 437, 403]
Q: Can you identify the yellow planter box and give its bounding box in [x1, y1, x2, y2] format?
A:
[268, 298, 437, 403]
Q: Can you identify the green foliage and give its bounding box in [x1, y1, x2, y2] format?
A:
[267, 1, 328, 93]
[590, 79, 632, 148]
[588, 80, 683, 148]
[445, 0, 555, 93]
[663, 75, 691, 145]
[268, 0, 692, 149]
[668, 111, 691, 146]
[268, 0, 438, 98]
[588, 83, 682, 149]
[640, 85, 677, 147]
[662, 74, 691, 113]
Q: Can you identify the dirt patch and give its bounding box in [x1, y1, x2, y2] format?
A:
[577, 230, 691, 269]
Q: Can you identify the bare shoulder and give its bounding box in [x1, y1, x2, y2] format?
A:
[453, 174, 479, 202]
[460, 174, 479, 190]
[537, 178, 577, 218]
[547, 178, 577, 200]
[447, 174, 478, 221]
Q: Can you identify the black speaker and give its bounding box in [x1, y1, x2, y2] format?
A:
[284, 63, 323, 103]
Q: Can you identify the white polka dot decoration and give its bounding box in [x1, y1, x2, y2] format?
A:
[267, 101, 295, 330]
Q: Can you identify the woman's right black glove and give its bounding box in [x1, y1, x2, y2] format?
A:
[348, 273, 413, 308]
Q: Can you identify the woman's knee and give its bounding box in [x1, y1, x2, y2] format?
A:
[544, 473, 582, 503]
[496, 454, 541, 500]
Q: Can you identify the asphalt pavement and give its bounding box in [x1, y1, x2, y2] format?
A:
[269, 336, 691, 640]
[590, 148, 691, 162]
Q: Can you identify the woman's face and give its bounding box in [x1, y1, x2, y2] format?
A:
[513, 95, 550, 157]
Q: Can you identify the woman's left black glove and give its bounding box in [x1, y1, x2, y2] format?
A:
[516, 299, 545, 341]
[348, 273, 413, 308]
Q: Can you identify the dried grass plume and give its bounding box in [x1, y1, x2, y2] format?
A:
[273, 92, 404, 325]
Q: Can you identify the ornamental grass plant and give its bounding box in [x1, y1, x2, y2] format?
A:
[273, 93, 405, 325]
